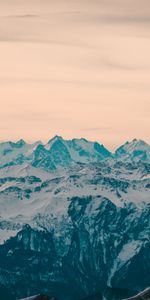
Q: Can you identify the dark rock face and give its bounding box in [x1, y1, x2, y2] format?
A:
[1, 197, 150, 300]
[0, 283, 15, 300]
[103, 287, 137, 300]
[124, 288, 150, 300]
[20, 295, 57, 300]
[80, 292, 102, 300]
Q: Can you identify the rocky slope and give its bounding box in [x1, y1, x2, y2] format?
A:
[0, 138, 150, 300]
[124, 287, 150, 300]
[20, 295, 57, 300]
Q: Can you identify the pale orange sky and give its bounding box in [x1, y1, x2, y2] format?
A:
[0, 0, 150, 150]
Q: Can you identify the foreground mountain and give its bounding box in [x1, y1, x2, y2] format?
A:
[0, 137, 150, 299]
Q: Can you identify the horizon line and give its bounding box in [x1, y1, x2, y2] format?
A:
[0, 135, 149, 153]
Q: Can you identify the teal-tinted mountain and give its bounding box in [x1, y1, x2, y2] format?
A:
[0, 137, 150, 300]
[1, 137, 150, 172]
[115, 139, 150, 162]
[0, 136, 112, 171]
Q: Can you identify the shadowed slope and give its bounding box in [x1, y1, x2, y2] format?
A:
[21, 295, 57, 300]
[124, 288, 150, 300]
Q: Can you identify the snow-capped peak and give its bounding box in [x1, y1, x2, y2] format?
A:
[115, 139, 150, 162]
[45, 136, 112, 164]
[16, 139, 26, 147]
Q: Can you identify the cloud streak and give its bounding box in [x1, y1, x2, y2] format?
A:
[83, 127, 111, 132]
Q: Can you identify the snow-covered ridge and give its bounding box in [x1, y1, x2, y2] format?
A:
[115, 139, 150, 162]
[0, 137, 150, 173]
[0, 158, 150, 244]
[0, 136, 112, 171]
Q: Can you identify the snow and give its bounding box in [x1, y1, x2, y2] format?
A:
[116, 139, 150, 162]
[0, 159, 150, 222]
[0, 141, 40, 166]
[20, 296, 40, 300]
[117, 139, 150, 154]
[1, 137, 150, 299]
[118, 240, 141, 263]
[0, 181, 17, 192]
[121, 187, 150, 206]
[0, 229, 19, 244]
[0, 163, 55, 180]
[0, 138, 150, 248]
[107, 240, 141, 286]
[142, 174, 150, 180]
[45, 136, 110, 163]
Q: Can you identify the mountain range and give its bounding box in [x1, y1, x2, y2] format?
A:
[0, 137, 150, 300]
[0, 136, 150, 171]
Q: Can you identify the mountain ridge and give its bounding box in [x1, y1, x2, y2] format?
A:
[0, 137, 150, 172]
[0, 137, 150, 299]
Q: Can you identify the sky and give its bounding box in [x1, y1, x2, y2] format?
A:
[0, 0, 150, 150]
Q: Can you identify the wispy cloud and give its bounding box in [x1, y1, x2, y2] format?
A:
[83, 127, 111, 132]
[2, 14, 39, 19]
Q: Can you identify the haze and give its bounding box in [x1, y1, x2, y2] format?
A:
[0, 0, 150, 150]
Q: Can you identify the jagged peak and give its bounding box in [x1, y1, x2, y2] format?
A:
[128, 138, 148, 145]
[0, 139, 26, 148]
[116, 139, 149, 151]
[72, 137, 89, 143]
[48, 135, 63, 144]
[16, 139, 26, 146]
[48, 136, 101, 145]
[115, 138, 150, 162]
[34, 143, 47, 153]
[130, 138, 149, 145]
